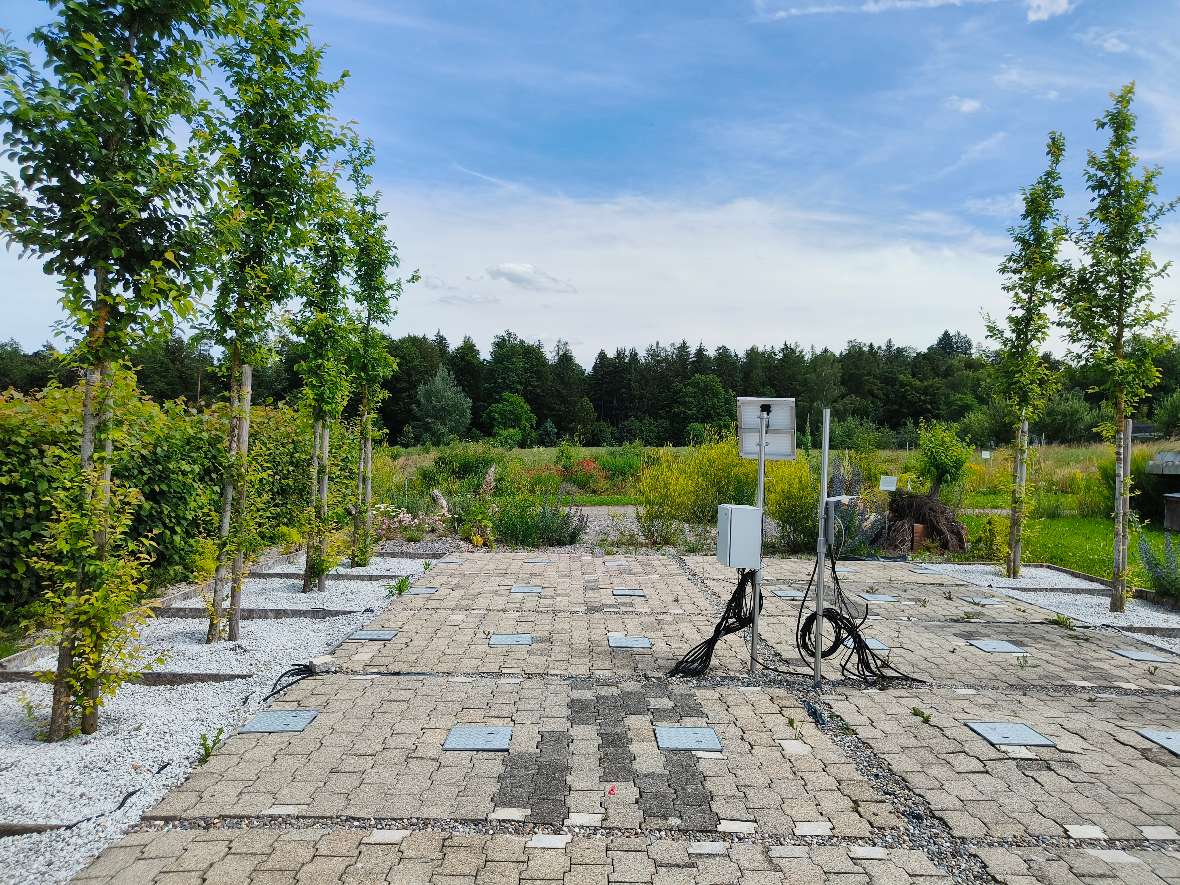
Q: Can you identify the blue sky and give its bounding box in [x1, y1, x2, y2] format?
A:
[3, 0, 1180, 361]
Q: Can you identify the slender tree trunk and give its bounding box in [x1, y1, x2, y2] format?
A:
[227, 365, 253, 642]
[317, 421, 330, 593]
[303, 418, 323, 593]
[1111, 400, 1127, 612]
[80, 375, 115, 735]
[208, 350, 242, 641]
[364, 435, 372, 550]
[1006, 418, 1028, 579]
[353, 395, 370, 567]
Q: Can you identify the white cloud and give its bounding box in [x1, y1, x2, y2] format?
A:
[932, 131, 1007, 179]
[1024, 0, 1071, 22]
[964, 193, 1024, 217]
[486, 262, 577, 294]
[1076, 27, 1128, 54]
[944, 95, 983, 113]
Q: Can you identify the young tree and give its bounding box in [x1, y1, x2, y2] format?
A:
[1058, 84, 1177, 612]
[293, 170, 353, 593]
[344, 136, 406, 566]
[487, 392, 537, 448]
[203, 0, 344, 640]
[986, 132, 1066, 578]
[0, 3, 213, 739]
[413, 367, 472, 444]
[915, 421, 970, 501]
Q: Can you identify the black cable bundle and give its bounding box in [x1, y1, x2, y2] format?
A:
[794, 551, 922, 684]
[262, 662, 316, 702]
[670, 568, 759, 677]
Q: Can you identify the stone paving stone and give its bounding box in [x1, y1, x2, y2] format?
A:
[830, 686, 1180, 840]
[75, 830, 957, 884]
[972, 844, 1180, 885]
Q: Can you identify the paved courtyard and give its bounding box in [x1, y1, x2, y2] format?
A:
[75, 552, 1180, 883]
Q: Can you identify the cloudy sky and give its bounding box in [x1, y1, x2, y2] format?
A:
[3, 0, 1179, 362]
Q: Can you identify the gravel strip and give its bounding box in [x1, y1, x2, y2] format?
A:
[920, 563, 1107, 591]
[169, 574, 416, 612]
[252, 556, 429, 577]
[0, 609, 376, 885]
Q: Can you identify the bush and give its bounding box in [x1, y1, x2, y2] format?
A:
[636, 439, 755, 530]
[1098, 449, 1167, 522]
[493, 494, 587, 547]
[764, 458, 819, 553]
[419, 442, 506, 491]
[1034, 391, 1105, 444]
[1155, 390, 1180, 439]
[1138, 529, 1180, 598]
[915, 420, 971, 500]
[593, 444, 645, 481]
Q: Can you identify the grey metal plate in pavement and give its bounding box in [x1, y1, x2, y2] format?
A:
[966, 721, 1055, 747]
[407, 586, 437, 596]
[525, 558, 552, 564]
[773, 589, 806, 599]
[608, 634, 652, 649]
[444, 725, 513, 751]
[1139, 730, 1180, 757]
[349, 629, 398, 641]
[968, 639, 1028, 654]
[240, 710, 319, 734]
[489, 634, 534, 646]
[860, 593, 898, 603]
[963, 596, 1004, 606]
[843, 637, 889, 651]
[1113, 648, 1173, 663]
[612, 587, 647, 598]
[655, 726, 723, 752]
[511, 584, 543, 594]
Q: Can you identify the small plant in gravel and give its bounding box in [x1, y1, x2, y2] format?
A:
[1016, 654, 1038, 670]
[197, 727, 225, 765]
[910, 707, 932, 724]
[1051, 613, 1074, 630]
[958, 610, 980, 621]
[387, 576, 411, 597]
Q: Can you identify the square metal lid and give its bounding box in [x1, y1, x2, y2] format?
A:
[655, 726, 723, 751]
[966, 721, 1055, 747]
[240, 710, 319, 734]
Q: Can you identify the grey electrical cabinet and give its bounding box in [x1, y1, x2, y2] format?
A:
[717, 504, 762, 569]
[1166, 493, 1180, 533]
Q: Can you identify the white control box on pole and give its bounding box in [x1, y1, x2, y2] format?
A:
[734, 397, 796, 676]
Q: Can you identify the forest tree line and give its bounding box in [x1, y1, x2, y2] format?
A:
[5, 327, 1179, 448]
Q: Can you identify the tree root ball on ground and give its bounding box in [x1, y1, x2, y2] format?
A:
[886, 491, 967, 552]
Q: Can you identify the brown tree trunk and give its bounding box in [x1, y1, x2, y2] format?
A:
[1006, 418, 1028, 579]
[1111, 401, 1127, 612]
[207, 349, 241, 642]
[352, 398, 370, 567]
[227, 364, 253, 642]
[317, 421, 330, 593]
[303, 418, 323, 593]
[48, 358, 102, 742]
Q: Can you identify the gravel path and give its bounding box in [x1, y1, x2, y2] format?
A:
[919, 563, 1107, 591]
[252, 555, 431, 577]
[0, 608, 377, 885]
[169, 572, 419, 612]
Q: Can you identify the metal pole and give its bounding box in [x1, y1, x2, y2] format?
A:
[750, 407, 769, 675]
[813, 408, 831, 692]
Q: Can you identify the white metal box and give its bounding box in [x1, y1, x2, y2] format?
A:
[716, 504, 763, 569]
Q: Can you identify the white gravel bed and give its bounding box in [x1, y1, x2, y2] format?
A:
[0, 607, 376, 885]
[920, 562, 1107, 590]
[252, 555, 428, 577]
[170, 574, 408, 612]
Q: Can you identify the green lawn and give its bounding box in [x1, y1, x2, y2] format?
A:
[958, 514, 1161, 589]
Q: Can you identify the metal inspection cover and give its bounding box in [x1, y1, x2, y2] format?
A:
[525, 557, 552, 564]
[605, 559, 628, 568]
[407, 586, 437, 596]
[859, 593, 899, 603]
[1113, 648, 1173, 663]
[608, 634, 653, 649]
[612, 587, 647, 598]
[655, 726, 723, 752]
[843, 637, 889, 652]
[489, 634, 533, 646]
[510, 584, 543, 594]
[968, 639, 1028, 654]
[773, 589, 806, 599]
[349, 629, 398, 641]
[438, 557, 464, 565]
[966, 721, 1055, 747]
[1138, 730, 1180, 757]
[963, 596, 1004, 606]
[240, 710, 319, 734]
[443, 725, 513, 752]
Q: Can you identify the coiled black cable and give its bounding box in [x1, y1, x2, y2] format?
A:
[670, 568, 759, 677]
[261, 663, 316, 702]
